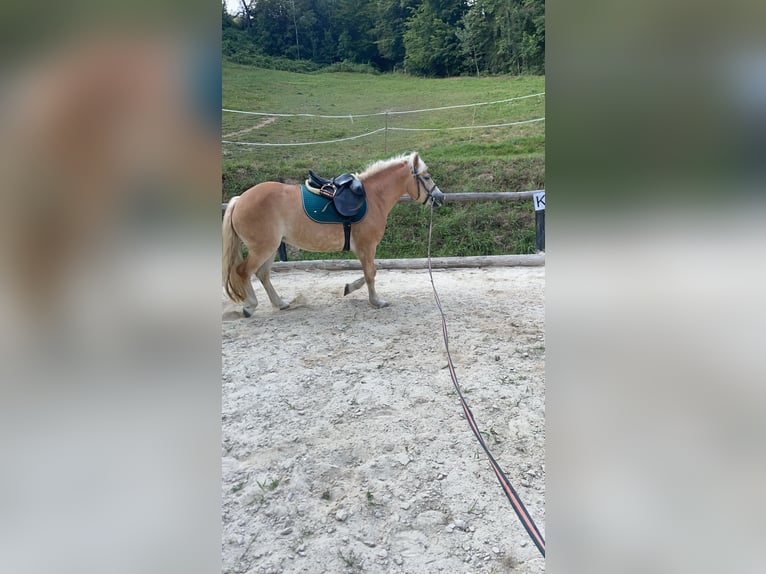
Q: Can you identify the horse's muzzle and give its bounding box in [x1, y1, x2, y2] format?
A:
[430, 188, 445, 207]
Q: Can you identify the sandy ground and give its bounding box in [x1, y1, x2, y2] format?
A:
[222, 266, 545, 574]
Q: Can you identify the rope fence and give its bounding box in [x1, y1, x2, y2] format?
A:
[222, 92, 544, 119]
[387, 117, 545, 132]
[222, 128, 387, 147]
[222, 93, 545, 147]
[222, 93, 546, 266]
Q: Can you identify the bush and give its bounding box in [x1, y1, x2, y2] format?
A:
[318, 60, 380, 75]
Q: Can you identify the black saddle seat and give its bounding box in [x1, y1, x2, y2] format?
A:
[307, 170, 366, 217]
[308, 170, 354, 190]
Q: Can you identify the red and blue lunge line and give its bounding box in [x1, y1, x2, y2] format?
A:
[426, 205, 546, 558]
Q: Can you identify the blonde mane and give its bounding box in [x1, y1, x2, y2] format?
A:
[357, 151, 426, 180]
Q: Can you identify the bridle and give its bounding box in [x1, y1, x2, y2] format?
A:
[412, 166, 439, 205]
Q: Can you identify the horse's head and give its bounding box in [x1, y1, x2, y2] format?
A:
[408, 152, 445, 207]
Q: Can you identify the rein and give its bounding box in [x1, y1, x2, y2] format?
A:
[426, 204, 546, 558]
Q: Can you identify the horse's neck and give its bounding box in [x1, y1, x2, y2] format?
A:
[363, 165, 408, 213]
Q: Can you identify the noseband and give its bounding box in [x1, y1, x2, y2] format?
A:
[412, 168, 439, 204]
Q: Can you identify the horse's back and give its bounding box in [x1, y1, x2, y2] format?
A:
[234, 182, 298, 219]
[240, 181, 297, 204]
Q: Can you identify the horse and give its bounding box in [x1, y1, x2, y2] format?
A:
[222, 151, 445, 316]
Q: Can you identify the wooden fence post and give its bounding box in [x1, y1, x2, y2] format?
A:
[533, 191, 545, 251]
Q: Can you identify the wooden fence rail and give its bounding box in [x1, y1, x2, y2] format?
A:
[271, 254, 544, 272]
[221, 189, 546, 268]
[220, 190, 543, 213]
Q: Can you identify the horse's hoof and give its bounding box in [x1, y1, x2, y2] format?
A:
[242, 306, 253, 318]
[371, 300, 390, 309]
[279, 303, 290, 311]
[343, 284, 350, 296]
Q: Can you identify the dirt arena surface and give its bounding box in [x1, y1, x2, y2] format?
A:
[222, 266, 545, 574]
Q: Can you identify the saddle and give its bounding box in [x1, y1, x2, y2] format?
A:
[306, 170, 366, 217]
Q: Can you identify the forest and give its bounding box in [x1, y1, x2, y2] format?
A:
[222, 0, 544, 76]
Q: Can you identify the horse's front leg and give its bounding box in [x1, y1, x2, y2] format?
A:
[353, 246, 388, 308]
[343, 276, 366, 296]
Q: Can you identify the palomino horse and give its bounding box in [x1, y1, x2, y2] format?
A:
[222, 152, 445, 315]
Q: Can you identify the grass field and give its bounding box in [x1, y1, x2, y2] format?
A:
[222, 61, 545, 258]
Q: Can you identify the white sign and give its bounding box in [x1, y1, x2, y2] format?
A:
[533, 191, 545, 211]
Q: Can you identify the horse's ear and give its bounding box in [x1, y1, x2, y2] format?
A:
[411, 152, 420, 171]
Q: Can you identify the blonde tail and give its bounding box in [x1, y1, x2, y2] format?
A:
[222, 196, 248, 303]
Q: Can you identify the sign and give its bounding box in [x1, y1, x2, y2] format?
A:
[533, 191, 545, 211]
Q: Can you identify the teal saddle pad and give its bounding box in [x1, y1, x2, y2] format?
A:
[301, 185, 367, 224]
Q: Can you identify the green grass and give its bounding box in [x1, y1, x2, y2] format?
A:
[222, 61, 545, 257]
[256, 478, 281, 492]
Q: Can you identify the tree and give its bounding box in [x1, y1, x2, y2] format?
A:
[332, 0, 377, 65]
[220, 0, 545, 76]
[222, 2, 233, 28]
[461, 0, 544, 75]
[456, 1, 493, 76]
[374, 0, 419, 71]
[239, 0, 253, 30]
[403, 2, 462, 77]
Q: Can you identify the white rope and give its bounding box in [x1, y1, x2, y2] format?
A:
[221, 92, 545, 119]
[388, 117, 545, 132]
[222, 127, 387, 147]
[222, 118, 544, 147]
[386, 93, 545, 116]
[222, 108, 385, 119]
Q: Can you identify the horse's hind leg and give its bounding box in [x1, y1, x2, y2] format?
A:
[238, 245, 286, 315]
[241, 283, 259, 317]
[236, 264, 259, 318]
[255, 257, 289, 310]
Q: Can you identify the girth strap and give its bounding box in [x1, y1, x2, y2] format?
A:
[343, 222, 351, 252]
